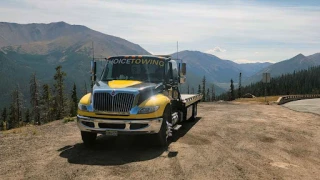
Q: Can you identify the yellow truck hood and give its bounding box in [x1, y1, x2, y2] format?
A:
[107, 80, 142, 89]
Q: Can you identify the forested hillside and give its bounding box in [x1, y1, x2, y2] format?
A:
[0, 65, 77, 130]
[244, 53, 320, 84]
[218, 66, 320, 100]
[171, 50, 272, 84]
[0, 22, 151, 109]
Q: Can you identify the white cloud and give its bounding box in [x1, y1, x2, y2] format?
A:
[206, 47, 227, 54]
[0, 0, 319, 62]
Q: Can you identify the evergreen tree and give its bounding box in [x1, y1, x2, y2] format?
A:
[197, 84, 201, 94]
[191, 87, 195, 94]
[238, 72, 242, 98]
[30, 73, 40, 125]
[1, 108, 7, 130]
[230, 79, 235, 101]
[187, 84, 190, 94]
[70, 83, 78, 116]
[10, 87, 23, 128]
[53, 65, 67, 119]
[202, 76, 206, 101]
[8, 104, 15, 130]
[40, 84, 52, 123]
[206, 88, 210, 102]
[1, 108, 7, 122]
[211, 85, 215, 101]
[25, 109, 30, 123]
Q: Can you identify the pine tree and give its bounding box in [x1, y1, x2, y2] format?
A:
[8, 104, 15, 130]
[53, 65, 67, 119]
[230, 79, 235, 101]
[197, 84, 201, 94]
[25, 109, 30, 123]
[202, 76, 206, 101]
[40, 84, 52, 123]
[30, 73, 40, 125]
[206, 88, 210, 102]
[211, 85, 215, 101]
[191, 87, 195, 94]
[187, 84, 190, 94]
[238, 72, 242, 98]
[1, 108, 7, 130]
[10, 87, 23, 128]
[70, 83, 78, 116]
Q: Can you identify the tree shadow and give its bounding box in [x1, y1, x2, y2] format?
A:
[59, 117, 201, 166]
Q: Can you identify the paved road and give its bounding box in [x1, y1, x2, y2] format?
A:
[283, 98, 320, 115]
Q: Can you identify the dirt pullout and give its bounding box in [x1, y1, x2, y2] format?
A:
[1, 102, 320, 180]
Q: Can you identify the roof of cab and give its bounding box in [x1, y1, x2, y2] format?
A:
[107, 55, 171, 60]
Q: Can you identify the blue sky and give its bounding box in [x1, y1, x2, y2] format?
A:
[0, 0, 319, 63]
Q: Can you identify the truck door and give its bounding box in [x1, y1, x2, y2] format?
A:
[167, 60, 181, 100]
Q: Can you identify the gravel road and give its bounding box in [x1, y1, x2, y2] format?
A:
[1, 102, 320, 180]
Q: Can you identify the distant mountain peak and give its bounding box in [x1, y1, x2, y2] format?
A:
[0, 21, 150, 56]
[172, 50, 221, 59]
[51, 21, 68, 26]
[293, 53, 305, 59]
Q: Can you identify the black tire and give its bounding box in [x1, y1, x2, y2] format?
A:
[153, 106, 171, 148]
[190, 103, 198, 122]
[81, 131, 97, 147]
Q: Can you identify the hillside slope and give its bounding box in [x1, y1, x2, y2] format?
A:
[171, 51, 271, 91]
[0, 21, 149, 56]
[244, 53, 320, 85]
[0, 22, 151, 109]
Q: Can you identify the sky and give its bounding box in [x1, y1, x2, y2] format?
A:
[0, 0, 320, 63]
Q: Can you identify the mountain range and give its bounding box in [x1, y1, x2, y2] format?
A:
[171, 50, 272, 89]
[244, 53, 320, 85]
[0, 22, 150, 109]
[0, 22, 224, 108]
[0, 21, 319, 108]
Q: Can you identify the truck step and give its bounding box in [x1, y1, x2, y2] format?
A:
[173, 124, 182, 131]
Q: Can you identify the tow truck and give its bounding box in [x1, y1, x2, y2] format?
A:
[77, 55, 203, 147]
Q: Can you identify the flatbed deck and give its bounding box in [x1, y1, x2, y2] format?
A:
[181, 94, 203, 107]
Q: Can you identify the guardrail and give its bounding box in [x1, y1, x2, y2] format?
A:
[277, 94, 320, 105]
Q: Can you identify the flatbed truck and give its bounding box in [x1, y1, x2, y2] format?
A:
[77, 55, 202, 147]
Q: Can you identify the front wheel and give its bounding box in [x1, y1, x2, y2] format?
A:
[81, 131, 97, 147]
[152, 106, 171, 148]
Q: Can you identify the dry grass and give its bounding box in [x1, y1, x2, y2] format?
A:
[1, 125, 38, 135]
[234, 96, 281, 104]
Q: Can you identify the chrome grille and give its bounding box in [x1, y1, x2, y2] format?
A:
[93, 92, 135, 113]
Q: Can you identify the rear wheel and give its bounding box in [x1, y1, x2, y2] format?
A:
[81, 131, 97, 147]
[153, 106, 171, 148]
[190, 103, 198, 121]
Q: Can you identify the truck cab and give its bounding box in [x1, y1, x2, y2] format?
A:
[77, 55, 202, 147]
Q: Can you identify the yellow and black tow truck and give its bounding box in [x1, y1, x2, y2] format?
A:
[77, 55, 202, 147]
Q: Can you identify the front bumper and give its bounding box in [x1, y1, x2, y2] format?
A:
[77, 115, 163, 134]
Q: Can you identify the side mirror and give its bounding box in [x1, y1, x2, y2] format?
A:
[91, 61, 96, 81]
[180, 63, 186, 76]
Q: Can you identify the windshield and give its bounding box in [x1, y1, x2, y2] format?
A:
[101, 58, 165, 82]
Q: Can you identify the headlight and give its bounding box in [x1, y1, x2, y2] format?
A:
[78, 104, 88, 111]
[138, 106, 159, 114]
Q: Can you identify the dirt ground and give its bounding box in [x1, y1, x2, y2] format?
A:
[1, 102, 320, 180]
